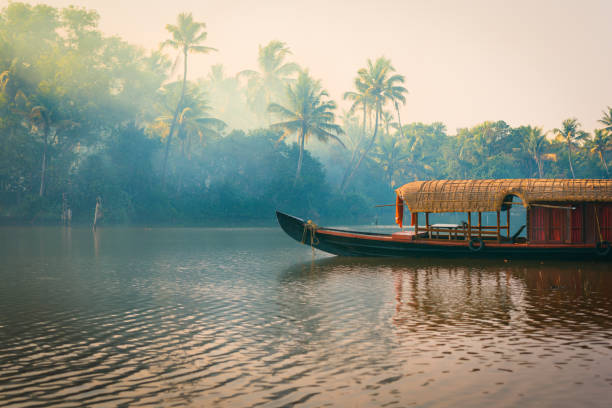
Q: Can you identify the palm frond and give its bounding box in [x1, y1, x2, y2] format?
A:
[267, 102, 295, 117]
[195, 117, 226, 129]
[276, 62, 301, 76]
[190, 45, 217, 54]
[276, 127, 297, 143]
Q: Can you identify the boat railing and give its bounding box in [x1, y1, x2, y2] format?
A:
[418, 223, 510, 241]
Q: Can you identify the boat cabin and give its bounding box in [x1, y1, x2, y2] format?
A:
[394, 179, 612, 247]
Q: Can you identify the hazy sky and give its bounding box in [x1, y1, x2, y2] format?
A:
[16, 0, 612, 133]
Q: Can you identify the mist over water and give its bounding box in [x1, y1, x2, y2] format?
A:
[2, 2, 611, 406]
[1, 226, 611, 407]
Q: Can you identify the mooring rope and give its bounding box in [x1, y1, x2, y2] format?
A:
[301, 220, 319, 255]
[594, 206, 603, 243]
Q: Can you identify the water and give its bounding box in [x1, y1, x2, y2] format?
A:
[0, 226, 611, 407]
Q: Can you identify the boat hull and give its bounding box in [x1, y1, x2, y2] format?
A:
[276, 211, 611, 260]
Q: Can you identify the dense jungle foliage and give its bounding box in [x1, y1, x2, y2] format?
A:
[1, 3, 610, 226]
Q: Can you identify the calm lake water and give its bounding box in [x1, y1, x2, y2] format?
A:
[1, 226, 611, 407]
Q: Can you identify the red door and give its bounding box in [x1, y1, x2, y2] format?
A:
[529, 207, 546, 242]
[598, 205, 612, 241]
[529, 206, 571, 243]
[570, 204, 583, 243]
[549, 208, 565, 242]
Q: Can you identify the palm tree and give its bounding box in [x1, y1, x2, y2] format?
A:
[553, 118, 587, 179]
[372, 133, 410, 187]
[336, 111, 368, 184]
[239, 41, 300, 122]
[202, 64, 259, 130]
[589, 129, 610, 176]
[388, 84, 408, 139]
[521, 126, 547, 178]
[152, 83, 225, 191]
[380, 110, 396, 137]
[599, 106, 612, 133]
[343, 80, 371, 134]
[176, 109, 225, 160]
[268, 71, 344, 184]
[341, 82, 373, 188]
[152, 83, 225, 160]
[206, 64, 231, 110]
[25, 102, 77, 197]
[160, 12, 216, 187]
[401, 123, 440, 180]
[0, 70, 8, 93]
[341, 57, 408, 191]
[29, 105, 50, 196]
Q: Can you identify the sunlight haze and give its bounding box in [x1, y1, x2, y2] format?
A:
[18, 0, 612, 132]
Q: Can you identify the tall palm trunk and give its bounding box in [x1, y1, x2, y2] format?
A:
[162, 48, 189, 189]
[265, 92, 272, 126]
[177, 129, 186, 193]
[39, 126, 49, 197]
[340, 101, 367, 189]
[186, 131, 192, 160]
[394, 100, 404, 138]
[567, 139, 575, 179]
[598, 150, 610, 176]
[342, 104, 380, 191]
[535, 155, 543, 178]
[362, 102, 367, 134]
[294, 128, 305, 185]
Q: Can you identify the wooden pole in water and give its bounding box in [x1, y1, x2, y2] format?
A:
[507, 208, 511, 239]
[496, 211, 501, 243]
[478, 212, 482, 238]
[93, 197, 102, 231]
[415, 213, 419, 236]
[467, 212, 472, 240]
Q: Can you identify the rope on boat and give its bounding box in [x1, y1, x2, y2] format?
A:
[301, 220, 319, 255]
[592, 207, 611, 256]
[595, 206, 603, 243]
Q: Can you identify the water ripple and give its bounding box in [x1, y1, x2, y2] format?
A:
[0, 227, 611, 407]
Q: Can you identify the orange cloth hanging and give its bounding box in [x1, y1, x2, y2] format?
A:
[411, 212, 417, 226]
[395, 194, 404, 228]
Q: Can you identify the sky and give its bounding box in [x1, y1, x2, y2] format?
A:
[14, 0, 612, 133]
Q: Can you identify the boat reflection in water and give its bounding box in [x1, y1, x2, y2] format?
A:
[278, 257, 612, 407]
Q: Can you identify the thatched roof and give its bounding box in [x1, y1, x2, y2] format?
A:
[396, 179, 612, 213]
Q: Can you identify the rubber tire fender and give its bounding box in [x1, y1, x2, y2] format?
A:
[595, 241, 611, 257]
[468, 237, 484, 252]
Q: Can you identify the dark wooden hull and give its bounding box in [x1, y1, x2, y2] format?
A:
[276, 211, 611, 260]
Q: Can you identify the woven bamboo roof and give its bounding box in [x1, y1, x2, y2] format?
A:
[396, 179, 612, 213]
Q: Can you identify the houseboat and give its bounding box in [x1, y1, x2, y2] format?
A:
[276, 179, 612, 259]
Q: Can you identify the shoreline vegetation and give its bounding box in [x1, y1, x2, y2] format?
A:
[1, 3, 610, 227]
